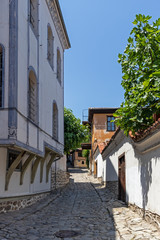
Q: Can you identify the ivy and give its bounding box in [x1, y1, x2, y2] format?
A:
[114, 14, 160, 135]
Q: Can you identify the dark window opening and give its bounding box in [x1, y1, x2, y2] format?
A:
[8, 150, 21, 171]
[82, 161, 84, 164]
[78, 152, 82, 157]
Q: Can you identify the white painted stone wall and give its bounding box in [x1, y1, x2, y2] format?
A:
[94, 150, 104, 179]
[103, 131, 160, 216]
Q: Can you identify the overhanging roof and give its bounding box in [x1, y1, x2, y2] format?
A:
[88, 108, 118, 123]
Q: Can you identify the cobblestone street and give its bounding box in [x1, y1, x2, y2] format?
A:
[0, 168, 160, 240]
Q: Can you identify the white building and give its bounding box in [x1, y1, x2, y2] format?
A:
[102, 121, 160, 225]
[0, 0, 70, 211]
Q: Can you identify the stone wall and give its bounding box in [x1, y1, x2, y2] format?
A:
[129, 203, 160, 229]
[0, 192, 50, 213]
[51, 169, 70, 190]
[106, 181, 118, 198]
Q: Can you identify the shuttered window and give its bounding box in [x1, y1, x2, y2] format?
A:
[57, 49, 61, 84]
[30, 0, 38, 36]
[47, 26, 54, 68]
[53, 103, 58, 140]
[28, 72, 37, 123]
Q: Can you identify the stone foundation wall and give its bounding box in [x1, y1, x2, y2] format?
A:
[51, 170, 70, 190]
[129, 203, 160, 229]
[106, 181, 118, 197]
[0, 192, 50, 213]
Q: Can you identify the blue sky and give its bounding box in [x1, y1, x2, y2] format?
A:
[59, 0, 160, 121]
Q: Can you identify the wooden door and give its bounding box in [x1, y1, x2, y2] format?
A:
[118, 155, 126, 202]
[94, 161, 97, 177]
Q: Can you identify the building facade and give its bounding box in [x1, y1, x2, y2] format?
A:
[0, 0, 70, 210]
[102, 121, 160, 226]
[88, 108, 118, 177]
[72, 149, 87, 168]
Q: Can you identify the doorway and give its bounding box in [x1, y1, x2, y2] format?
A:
[118, 154, 126, 202]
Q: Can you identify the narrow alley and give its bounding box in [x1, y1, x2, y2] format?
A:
[0, 168, 159, 240]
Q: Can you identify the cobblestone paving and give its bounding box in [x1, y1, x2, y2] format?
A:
[0, 168, 160, 240]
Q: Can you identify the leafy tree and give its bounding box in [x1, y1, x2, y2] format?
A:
[82, 149, 90, 169]
[64, 107, 90, 154]
[114, 14, 160, 135]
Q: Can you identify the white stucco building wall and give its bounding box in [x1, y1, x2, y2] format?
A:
[102, 128, 160, 216]
[0, 0, 70, 200]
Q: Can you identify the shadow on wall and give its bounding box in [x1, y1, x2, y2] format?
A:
[136, 150, 160, 216]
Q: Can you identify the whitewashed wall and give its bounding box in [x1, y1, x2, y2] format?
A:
[16, 0, 64, 152]
[0, 0, 67, 198]
[0, 148, 51, 197]
[94, 150, 104, 179]
[103, 131, 160, 216]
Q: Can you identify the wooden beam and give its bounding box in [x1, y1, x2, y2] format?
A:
[31, 156, 42, 184]
[40, 151, 51, 183]
[20, 154, 35, 185]
[46, 153, 57, 183]
[5, 151, 25, 191]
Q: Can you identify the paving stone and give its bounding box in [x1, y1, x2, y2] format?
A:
[0, 168, 159, 239]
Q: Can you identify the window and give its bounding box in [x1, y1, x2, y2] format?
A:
[57, 49, 61, 83]
[7, 150, 21, 171]
[82, 161, 84, 165]
[53, 102, 58, 140]
[78, 152, 82, 157]
[107, 116, 115, 131]
[28, 70, 37, 123]
[0, 45, 4, 108]
[30, 0, 38, 36]
[47, 25, 54, 68]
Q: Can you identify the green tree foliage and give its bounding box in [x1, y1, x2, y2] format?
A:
[82, 149, 90, 169]
[64, 107, 90, 154]
[114, 14, 160, 135]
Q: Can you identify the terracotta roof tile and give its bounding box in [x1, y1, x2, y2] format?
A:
[130, 118, 160, 142]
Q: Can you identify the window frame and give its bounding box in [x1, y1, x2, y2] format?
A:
[107, 115, 116, 131]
